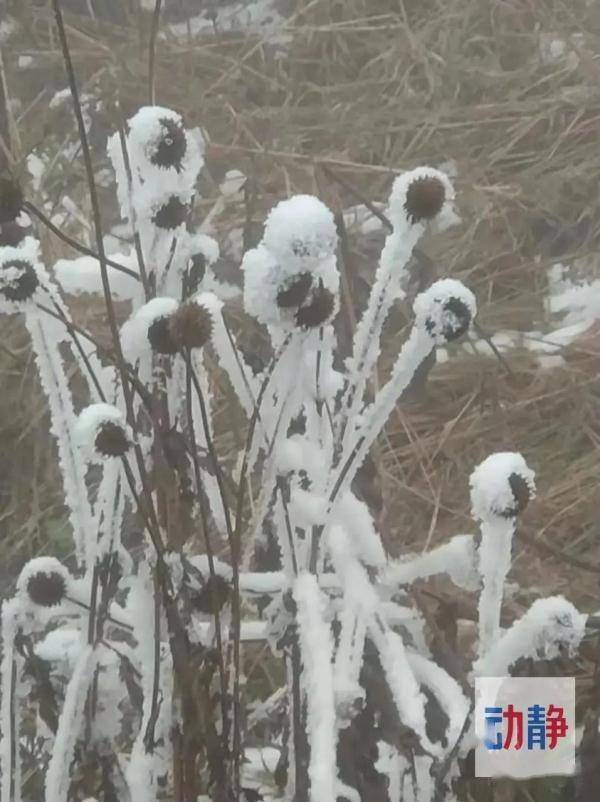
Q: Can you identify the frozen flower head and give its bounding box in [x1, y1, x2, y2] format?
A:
[0, 238, 46, 310]
[0, 176, 23, 223]
[75, 403, 132, 462]
[126, 106, 201, 175]
[152, 195, 190, 230]
[527, 597, 587, 658]
[243, 196, 339, 330]
[262, 195, 337, 270]
[295, 281, 337, 329]
[168, 297, 213, 350]
[121, 297, 179, 361]
[388, 167, 455, 230]
[413, 278, 476, 344]
[470, 452, 536, 521]
[17, 557, 70, 609]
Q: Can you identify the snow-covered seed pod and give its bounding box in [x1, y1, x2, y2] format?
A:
[148, 116, 187, 171]
[413, 278, 476, 344]
[263, 194, 337, 269]
[168, 299, 213, 350]
[471, 452, 535, 658]
[388, 167, 456, 230]
[75, 403, 132, 462]
[121, 297, 180, 362]
[151, 195, 189, 230]
[474, 596, 587, 676]
[0, 256, 39, 303]
[16, 557, 70, 609]
[470, 452, 536, 521]
[0, 177, 23, 224]
[295, 285, 337, 329]
[276, 272, 312, 309]
[243, 195, 339, 330]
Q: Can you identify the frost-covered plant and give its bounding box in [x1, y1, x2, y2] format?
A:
[0, 9, 596, 802]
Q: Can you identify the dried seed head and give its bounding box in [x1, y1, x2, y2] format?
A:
[192, 574, 231, 614]
[147, 315, 178, 355]
[0, 222, 27, 247]
[295, 284, 336, 328]
[276, 272, 312, 309]
[500, 473, 532, 518]
[168, 301, 213, 349]
[425, 296, 472, 343]
[470, 452, 535, 522]
[0, 177, 23, 224]
[95, 420, 131, 457]
[152, 196, 189, 230]
[0, 258, 39, 302]
[150, 117, 187, 170]
[405, 176, 446, 224]
[26, 570, 67, 607]
[414, 279, 476, 345]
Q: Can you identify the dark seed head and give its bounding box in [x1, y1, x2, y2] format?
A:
[0, 259, 39, 302]
[192, 574, 231, 614]
[425, 297, 471, 342]
[405, 176, 446, 224]
[152, 196, 189, 230]
[27, 571, 66, 607]
[150, 117, 187, 170]
[147, 315, 178, 355]
[0, 177, 23, 224]
[276, 272, 312, 309]
[168, 302, 213, 349]
[95, 420, 130, 457]
[499, 473, 532, 518]
[295, 283, 336, 328]
[0, 222, 27, 247]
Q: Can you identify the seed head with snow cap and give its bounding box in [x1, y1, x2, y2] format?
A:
[388, 167, 456, 231]
[17, 557, 71, 609]
[470, 452, 536, 521]
[0, 238, 47, 311]
[75, 403, 132, 462]
[263, 195, 337, 270]
[121, 297, 180, 362]
[413, 278, 476, 345]
[243, 195, 340, 329]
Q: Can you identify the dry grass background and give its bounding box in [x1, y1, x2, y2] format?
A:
[2, 1, 600, 788]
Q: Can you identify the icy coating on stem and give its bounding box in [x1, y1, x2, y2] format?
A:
[0, 102, 591, 802]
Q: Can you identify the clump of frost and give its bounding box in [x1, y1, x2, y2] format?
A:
[474, 596, 587, 676]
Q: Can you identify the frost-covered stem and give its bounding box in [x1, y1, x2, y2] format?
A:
[341, 225, 421, 436]
[115, 117, 150, 298]
[0, 601, 21, 802]
[184, 354, 229, 735]
[23, 201, 139, 279]
[187, 355, 242, 792]
[26, 311, 95, 565]
[294, 573, 337, 802]
[308, 327, 433, 571]
[148, 0, 163, 105]
[476, 517, 515, 658]
[45, 645, 97, 802]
